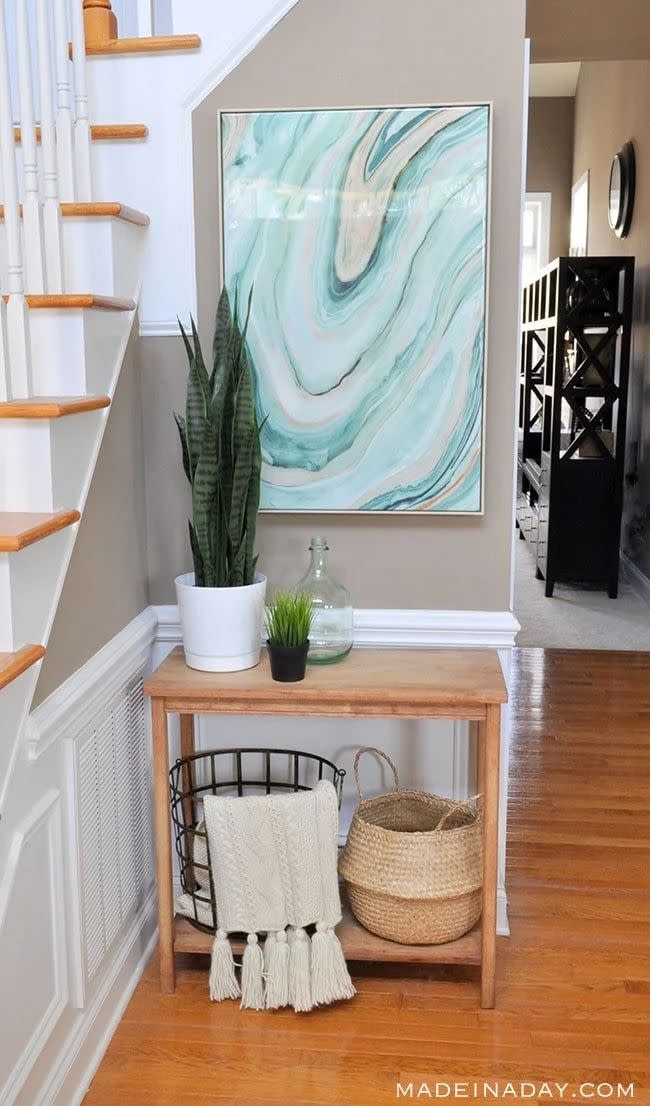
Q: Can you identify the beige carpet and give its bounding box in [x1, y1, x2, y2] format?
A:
[514, 537, 650, 649]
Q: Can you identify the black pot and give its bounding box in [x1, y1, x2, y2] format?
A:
[267, 640, 309, 682]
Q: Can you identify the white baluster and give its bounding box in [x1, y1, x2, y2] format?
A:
[0, 0, 32, 397]
[16, 0, 45, 293]
[0, 302, 8, 402]
[70, 0, 92, 200]
[36, 0, 64, 291]
[137, 0, 153, 37]
[53, 0, 75, 201]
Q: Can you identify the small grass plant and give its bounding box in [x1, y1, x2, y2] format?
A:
[266, 590, 314, 648]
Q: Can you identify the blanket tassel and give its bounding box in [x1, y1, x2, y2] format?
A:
[265, 929, 290, 1009]
[241, 933, 265, 1010]
[289, 927, 312, 1012]
[263, 930, 276, 975]
[209, 929, 240, 1002]
[311, 923, 356, 1005]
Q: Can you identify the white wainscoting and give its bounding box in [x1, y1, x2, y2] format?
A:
[0, 610, 157, 1106]
[0, 791, 67, 1106]
[153, 604, 518, 936]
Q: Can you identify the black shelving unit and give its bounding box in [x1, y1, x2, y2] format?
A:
[516, 256, 634, 598]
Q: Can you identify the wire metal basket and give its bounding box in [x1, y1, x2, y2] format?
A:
[170, 747, 346, 934]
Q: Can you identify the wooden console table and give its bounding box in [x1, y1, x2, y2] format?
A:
[144, 647, 507, 1008]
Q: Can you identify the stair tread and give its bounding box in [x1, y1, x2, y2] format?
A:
[0, 202, 149, 226]
[1, 293, 135, 311]
[14, 123, 148, 142]
[84, 33, 200, 55]
[0, 395, 111, 418]
[60, 202, 149, 225]
[0, 645, 45, 691]
[0, 510, 80, 552]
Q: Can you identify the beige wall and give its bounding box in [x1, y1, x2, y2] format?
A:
[527, 97, 574, 259]
[573, 60, 650, 579]
[141, 0, 526, 611]
[34, 335, 149, 704]
[527, 0, 650, 62]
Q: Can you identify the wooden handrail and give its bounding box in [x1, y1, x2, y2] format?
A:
[82, 0, 117, 48]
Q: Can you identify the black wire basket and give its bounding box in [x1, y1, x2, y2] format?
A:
[169, 747, 346, 934]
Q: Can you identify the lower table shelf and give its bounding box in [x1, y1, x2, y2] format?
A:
[174, 903, 482, 967]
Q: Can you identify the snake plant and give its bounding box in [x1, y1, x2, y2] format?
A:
[174, 287, 262, 588]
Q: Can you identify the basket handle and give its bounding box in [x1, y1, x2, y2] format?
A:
[353, 746, 400, 800]
[435, 793, 483, 831]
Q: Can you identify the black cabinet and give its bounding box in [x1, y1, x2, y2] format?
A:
[516, 257, 634, 598]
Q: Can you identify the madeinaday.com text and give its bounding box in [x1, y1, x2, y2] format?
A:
[396, 1081, 635, 1100]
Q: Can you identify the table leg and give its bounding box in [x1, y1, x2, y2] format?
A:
[180, 712, 195, 760]
[152, 697, 175, 994]
[476, 719, 485, 797]
[179, 714, 196, 889]
[480, 703, 500, 1009]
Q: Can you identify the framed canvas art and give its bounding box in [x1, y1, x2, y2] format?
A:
[220, 104, 491, 513]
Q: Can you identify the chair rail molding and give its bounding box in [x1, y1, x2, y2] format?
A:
[25, 606, 157, 761]
[153, 604, 520, 649]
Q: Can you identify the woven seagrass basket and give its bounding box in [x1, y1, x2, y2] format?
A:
[339, 747, 483, 945]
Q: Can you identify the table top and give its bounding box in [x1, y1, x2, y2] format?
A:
[144, 647, 507, 715]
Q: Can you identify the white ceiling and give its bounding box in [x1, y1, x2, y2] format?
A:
[529, 62, 581, 97]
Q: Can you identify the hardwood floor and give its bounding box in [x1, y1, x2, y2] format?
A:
[85, 649, 650, 1105]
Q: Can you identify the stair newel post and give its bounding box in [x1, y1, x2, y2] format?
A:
[53, 0, 75, 202]
[0, 0, 32, 397]
[70, 0, 92, 201]
[16, 0, 45, 293]
[36, 0, 64, 292]
[82, 0, 117, 47]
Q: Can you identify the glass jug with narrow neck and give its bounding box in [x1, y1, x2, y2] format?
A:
[295, 536, 353, 664]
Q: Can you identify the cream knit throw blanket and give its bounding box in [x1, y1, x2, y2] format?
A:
[184, 780, 355, 1012]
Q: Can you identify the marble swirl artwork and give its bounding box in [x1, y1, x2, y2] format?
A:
[220, 105, 490, 513]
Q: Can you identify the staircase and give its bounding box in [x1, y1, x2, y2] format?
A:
[0, 4, 200, 1104]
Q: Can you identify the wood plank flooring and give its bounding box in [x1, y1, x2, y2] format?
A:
[84, 649, 650, 1105]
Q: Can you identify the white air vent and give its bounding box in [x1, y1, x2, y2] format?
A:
[75, 676, 153, 989]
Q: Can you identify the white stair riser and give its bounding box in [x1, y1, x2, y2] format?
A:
[0, 529, 76, 651]
[29, 308, 133, 395]
[0, 558, 12, 649]
[62, 218, 145, 299]
[0, 218, 145, 298]
[30, 311, 86, 394]
[0, 413, 107, 512]
[14, 141, 148, 195]
[91, 141, 149, 223]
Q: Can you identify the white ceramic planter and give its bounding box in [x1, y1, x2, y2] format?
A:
[175, 572, 267, 672]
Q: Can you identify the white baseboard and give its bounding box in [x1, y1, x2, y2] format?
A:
[497, 888, 509, 937]
[621, 552, 650, 609]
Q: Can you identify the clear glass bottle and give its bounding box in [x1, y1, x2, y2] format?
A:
[295, 536, 353, 664]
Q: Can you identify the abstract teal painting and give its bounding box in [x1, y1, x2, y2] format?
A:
[220, 105, 490, 513]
